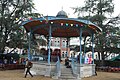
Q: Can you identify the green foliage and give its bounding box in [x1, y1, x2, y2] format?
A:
[73, 0, 120, 60]
[0, 0, 35, 53]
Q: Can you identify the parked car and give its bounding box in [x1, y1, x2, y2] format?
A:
[32, 55, 44, 61]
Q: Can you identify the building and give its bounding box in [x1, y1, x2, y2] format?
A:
[51, 37, 70, 58]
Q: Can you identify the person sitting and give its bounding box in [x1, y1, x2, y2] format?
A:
[65, 57, 71, 68]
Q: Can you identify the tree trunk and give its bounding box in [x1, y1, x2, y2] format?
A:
[101, 51, 105, 66]
[98, 52, 101, 60]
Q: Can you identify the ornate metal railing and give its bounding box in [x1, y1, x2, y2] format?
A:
[71, 57, 78, 77]
[55, 56, 61, 77]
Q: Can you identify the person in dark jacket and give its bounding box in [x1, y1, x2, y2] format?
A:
[65, 57, 71, 68]
[24, 59, 33, 78]
[65, 57, 69, 66]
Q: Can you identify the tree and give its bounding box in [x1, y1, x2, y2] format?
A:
[72, 0, 120, 60]
[0, 0, 35, 53]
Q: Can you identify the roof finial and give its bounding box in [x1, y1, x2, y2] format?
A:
[62, 6, 63, 11]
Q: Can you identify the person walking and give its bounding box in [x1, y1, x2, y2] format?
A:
[24, 59, 33, 78]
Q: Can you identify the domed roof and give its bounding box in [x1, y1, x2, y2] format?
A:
[56, 10, 68, 18]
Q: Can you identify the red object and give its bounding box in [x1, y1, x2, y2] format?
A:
[88, 57, 92, 64]
[29, 18, 33, 20]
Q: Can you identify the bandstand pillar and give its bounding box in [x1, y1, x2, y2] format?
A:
[66, 37, 70, 57]
[91, 33, 95, 64]
[83, 37, 87, 64]
[28, 28, 32, 60]
[45, 25, 52, 76]
[79, 28, 83, 80]
[48, 25, 52, 65]
[91, 33, 96, 76]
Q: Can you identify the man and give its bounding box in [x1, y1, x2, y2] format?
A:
[65, 57, 69, 66]
[24, 59, 33, 78]
[65, 57, 71, 68]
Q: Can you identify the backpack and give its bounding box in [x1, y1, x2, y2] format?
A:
[28, 61, 33, 68]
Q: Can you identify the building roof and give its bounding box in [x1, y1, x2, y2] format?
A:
[56, 10, 68, 18]
[22, 15, 102, 37]
[110, 55, 120, 61]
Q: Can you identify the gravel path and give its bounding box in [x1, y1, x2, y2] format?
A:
[83, 71, 120, 80]
[0, 70, 52, 80]
[0, 70, 120, 80]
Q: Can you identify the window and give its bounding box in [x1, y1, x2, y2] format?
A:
[62, 40, 66, 47]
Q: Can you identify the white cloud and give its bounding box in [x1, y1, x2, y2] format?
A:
[33, 0, 120, 18]
[33, 0, 84, 18]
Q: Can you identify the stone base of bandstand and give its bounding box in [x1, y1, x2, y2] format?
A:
[30, 62, 58, 78]
[45, 64, 51, 76]
[30, 62, 95, 79]
[74, 64, 96, 79]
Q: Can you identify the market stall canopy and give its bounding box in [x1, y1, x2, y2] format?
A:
[110, 55, 120, 61]
[22, 10, 102, 37]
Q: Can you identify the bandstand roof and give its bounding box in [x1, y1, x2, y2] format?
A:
[22, 16, 102, 37]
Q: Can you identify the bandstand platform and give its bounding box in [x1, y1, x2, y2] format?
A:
[30, 60, 96, 79]
[21, 10, 102, 79]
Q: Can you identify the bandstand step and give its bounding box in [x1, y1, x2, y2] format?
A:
[59, 64, 77, 80]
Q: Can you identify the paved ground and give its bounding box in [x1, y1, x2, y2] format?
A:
[0, 70, 120, 80]
[0, 70, 52, 80]
[83, 71, 120, 80]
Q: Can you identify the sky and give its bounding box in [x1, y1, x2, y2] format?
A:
[33, 0, 120, 18]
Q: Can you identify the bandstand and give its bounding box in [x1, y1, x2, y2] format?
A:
[22, 10, 102, 79]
